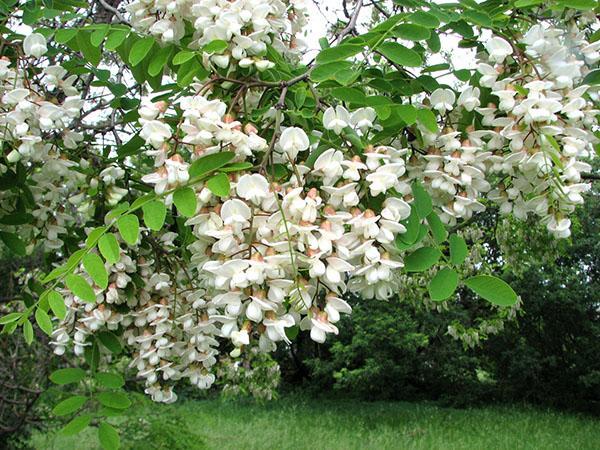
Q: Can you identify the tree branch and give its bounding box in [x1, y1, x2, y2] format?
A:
[335, 0, 364, 45]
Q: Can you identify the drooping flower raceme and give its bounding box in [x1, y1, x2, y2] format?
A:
[32, 12, 597, 406]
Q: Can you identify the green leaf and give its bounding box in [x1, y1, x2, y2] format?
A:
[454, 69, 471, 82]
[202, 39, 228, 54]
[142, 200, 167, 231]
[96, 372, 125, 389]
[393, 23, 431, 41]
[416, 108, 438, 133]
[98, 234, 121, 264]
[463, 9, 492, 27]
[84, 341, 100, 372]
[105, 30, 129, 51]
[148, 45, 173, 77]
[0, 212, 34, 225]
[582, 69, 600, 85]
[129, 36, 155, 66]
[82, 253, 108, 290]
[85, 227, 106, 248]
[65, 274, 96, 303]
[131, 194, 154, 211]
[377, 41, 422, 67]
[331, 87, 367, 104]
[65, 249, 86, 272]
[76, 31, 101, 66]
[97, 392, 131, 410]
[106, 203, 130, 221]
[557, 0, 597, 10]
[90, 25, 109, 47]
[514, 0, 544, 6]
[310, 61, 353, 83]
[117, 214, 140, 245]
[411, 181, 433, 219]
[173, 187, 197, 217]
[23, 320, 34, 345]
[176, 57, 208, 87]
[427, 213, 448, 244]
[53, 395, 88, 416]
[206, 173, 230, 198]
[61, 414, 92, 436]
[0, 312, 22, 324]
[409, 10, 440, 28]
[404, 246, 442, 272]
[98, 422, 120, 450]
[464, 275, 518, 306]
[449, 234, 468, 266]
[42, 266, 67, 284]
[48, 291, 67, 320]
[35, 308, 53, 336]
[427, 33, 441, 53]
[189, 152, 235, 178]
[316, 44, 363, 64]
[86, 226, 107, 248]
[220, 162, 254, 173]
[172, 50, 196, 65]
[50, 368, 86, 385]
[0, 231, 26, 256]
[394, 104, 417, 125]
[116, 134, 144, 159]
[55, 29, 77, 44]
[428, 268, 459, 301]
[397, 205, 421, 245]
[97, 331, 122, 354]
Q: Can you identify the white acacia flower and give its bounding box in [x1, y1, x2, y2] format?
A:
[220, 198, 251, 225]
[485, 37, 512, 63]
[546, 216, 571, 238]
[231, 329, 250, 347]
[365, 163, 405, 196]
[313, 149, 344, 186]
[23, 33, 47, 58]
[350, 107, 376, 131]
[457, 87, 480, 111]
[279, 127, 309, 160]
[323, 106, 350, 134]
[477, 63, 498, 88]
[236, 174, 269, 205]
[140, 120, 172, 148]
[141, 167, 169, 194]
[430, 88, 456, 115]
[3, 88, 29, 105]
[324, 295, 352, 323]
[263, 314, 295, 343]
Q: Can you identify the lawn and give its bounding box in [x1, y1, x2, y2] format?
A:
[32, 396, 600, 450]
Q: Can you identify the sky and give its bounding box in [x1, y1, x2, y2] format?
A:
[301, 0, 477, 73]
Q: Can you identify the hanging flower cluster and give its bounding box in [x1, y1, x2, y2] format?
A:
[44, 13, 599, 402]
[126, 0, 307, 69]
[411, 25, 598, 238]
[0, 33, 89, 252]
[0, 34, 83, 165]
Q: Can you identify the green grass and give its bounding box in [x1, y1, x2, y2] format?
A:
[32, 396, 600, 450]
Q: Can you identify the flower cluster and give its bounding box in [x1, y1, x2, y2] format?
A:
[0, 34, 89, 252]
[51, 83, 421, 400]
[411, 25, 598, 237]
[0, 35, 83, 166]
[47, 19, 598, 403]
[126, 0, 307, 70]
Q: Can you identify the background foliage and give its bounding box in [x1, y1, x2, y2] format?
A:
[276, 180, 599, 413]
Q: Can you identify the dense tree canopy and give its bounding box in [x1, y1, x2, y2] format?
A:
[0, 0, 598, 447]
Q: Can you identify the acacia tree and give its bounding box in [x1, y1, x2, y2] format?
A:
[0, 0, 598, 446]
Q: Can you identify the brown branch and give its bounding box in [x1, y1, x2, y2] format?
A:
[336, 0, 364, 45]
